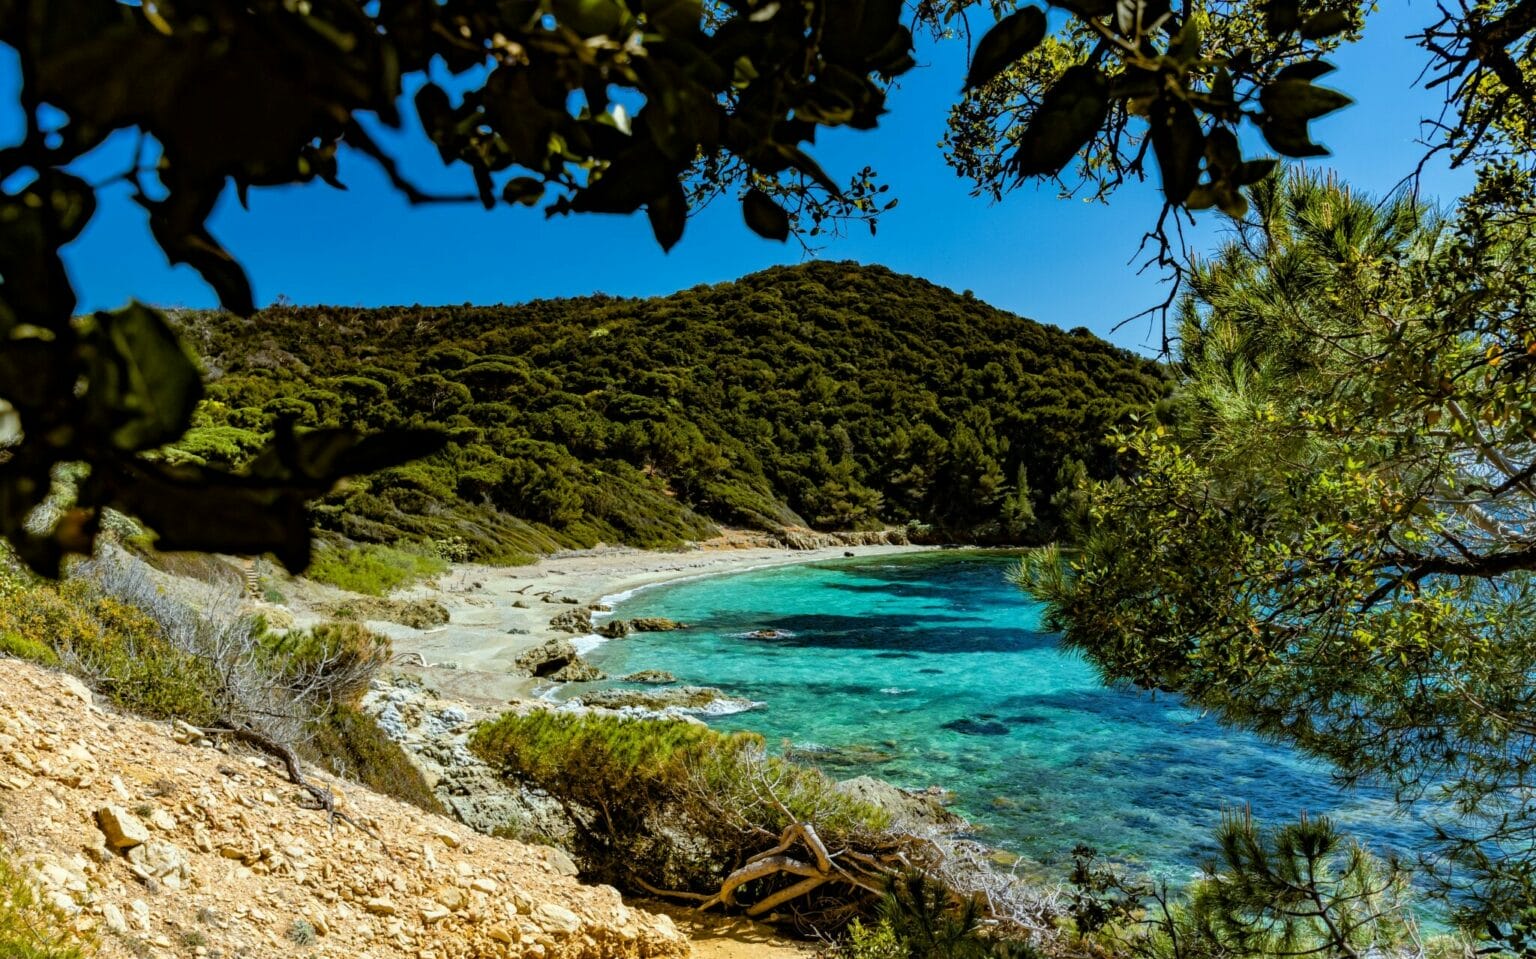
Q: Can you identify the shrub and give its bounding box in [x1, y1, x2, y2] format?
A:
[306, 544, 447, 596]
[0, 852, 90, 959]
[470, 710, 889, 894]
[257, 621, 390, 707]
[0, 631, 57, 667]
[305, 705, 444, 814]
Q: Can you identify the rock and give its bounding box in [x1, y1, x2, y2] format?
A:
[533, 902, 582, 935]
[834, 776, 967, 832]
[513, 638, 581, 678]
[433, 827, 461, 849]
[95, 805, 150, 849]
[746, 629, 786, 640]
[101, 902, 127, 933]
[55, 674, 94, 709]
[941, 717, 1010, 737]
[547, 659, 604, 683]
[126, 839, 191, 885]
[619, 670, 677, 685]
[576, 685, 757, 714]
[434, 886, 467, 912]
[541, 847, 578, 877]
[512, 600, 530, 609]
[599, 617, 685, 639]
[558, 596, 581, 605]
[548, 608, 593, 634]
[149, 808, 177, 832]
[365, 897, 397, 916]
[470, 877, 498, 893]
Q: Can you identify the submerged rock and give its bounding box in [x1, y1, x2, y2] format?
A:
[834, 776, 966, 833]
[745, 629, 785, 640]
[576, 685, 757, 715]
[941, 717, 1010, 737]
[620, 670, 678, 685]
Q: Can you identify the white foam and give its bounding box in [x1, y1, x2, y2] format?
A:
[569, 633, 606, 655]
[879, 687, 915, 695]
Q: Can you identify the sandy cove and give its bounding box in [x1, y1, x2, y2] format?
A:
[303, 542, 933, 708]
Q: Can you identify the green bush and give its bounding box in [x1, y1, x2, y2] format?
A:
[0, 631, 57, 667]
[306, 543, 447, 596]
[0, 578, 221, 725]
[258, 621, 390, 706]
[470, 710, 888, 891]
[305, 705, 444, 814]
[0, 852, 90, 959]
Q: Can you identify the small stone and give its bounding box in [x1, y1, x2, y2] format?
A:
[433, 886, 467, 912]
[533, 902, 581, 935]
[101, 903, 127, 933]
[149, 809, 177, 832]
[365, 897, 397, 916]
[541, 847, 578, 877]
[432, 828, 460, 849]
[421, 904, 451, 924]
[469, 877, 498, 893]
[95, 805, 149, 849]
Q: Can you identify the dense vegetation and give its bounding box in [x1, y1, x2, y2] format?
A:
[0, 548, 441, 814]
[1023, 172, 1536, 946]
[170, 262, 1167, 560]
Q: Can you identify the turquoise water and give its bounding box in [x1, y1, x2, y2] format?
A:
[573, 552, 1429, 883]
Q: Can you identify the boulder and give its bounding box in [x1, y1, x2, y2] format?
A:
[597, 617, 686, 638]
[548, 608, 594, 634]
[834, 776, 966, 832]
[547, 658, 604, 682]
[513, 638, 581, 678]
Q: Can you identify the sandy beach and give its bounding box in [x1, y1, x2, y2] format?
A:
[330, 542, 932, 706]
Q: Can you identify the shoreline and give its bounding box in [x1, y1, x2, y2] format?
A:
[321, 541, 936, 707]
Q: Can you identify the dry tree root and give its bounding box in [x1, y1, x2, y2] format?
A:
[645, 821, 913, 924]
[204, 723, 396, 858]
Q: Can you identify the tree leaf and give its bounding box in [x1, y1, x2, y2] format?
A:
[647, 181, 688, 251]
[1050, 0, 1115, 16]
[1261, 77, 1353, 122]
[87, 303, 204, 453]
[965, 6, 1047, 91]
[1300, 10, 1353, 40]
[1012, 65, 1111, 177]
[743, 189, 790, 241]
[1151, 98, 1203, 205]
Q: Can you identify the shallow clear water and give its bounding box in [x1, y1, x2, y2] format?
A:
[573, 552, 1430, 884]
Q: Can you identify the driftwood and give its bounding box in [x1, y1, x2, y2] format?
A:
[205, 723, 395, 858]
[644, 820, 912, 922]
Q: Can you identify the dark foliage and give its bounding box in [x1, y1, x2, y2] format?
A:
[174, 262, 1168, 557]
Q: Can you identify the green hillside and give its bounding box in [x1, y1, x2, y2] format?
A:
[171, 262, 1168, 560]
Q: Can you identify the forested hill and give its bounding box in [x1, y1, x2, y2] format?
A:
[173, 262, 1169, 560]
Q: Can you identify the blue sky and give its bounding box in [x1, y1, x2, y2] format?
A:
[16, 2, 1469, 354]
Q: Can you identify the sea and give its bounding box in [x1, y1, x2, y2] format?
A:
[566, 551, 1432, 889]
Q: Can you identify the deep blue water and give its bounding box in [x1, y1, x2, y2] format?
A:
[572, 552, 1429, 884]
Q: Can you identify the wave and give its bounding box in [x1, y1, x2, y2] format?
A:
[879, 687, 916, 695]
[569, 632, 607, 655]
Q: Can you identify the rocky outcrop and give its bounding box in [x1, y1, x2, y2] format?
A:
[513, 637, 603, 681]
[0, 658, 688, 959]
[363, 676, 572, 841]
[595, 617, 687, 639]
[777, 528, 912, 550]
[573, 685, 760, 716]
[619, 671, 677, 685]
[834, 776, 967, 833]
[549, 608, 595, 634]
